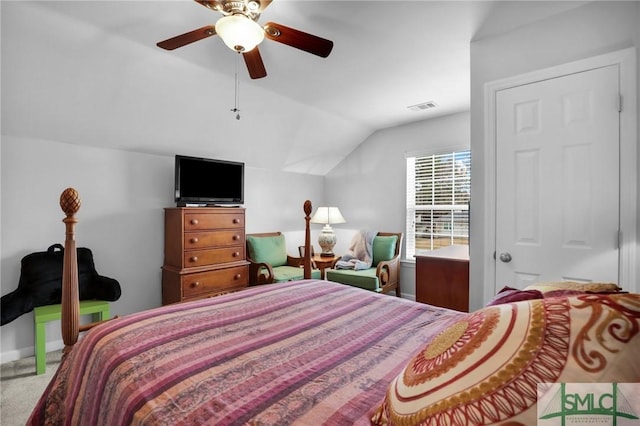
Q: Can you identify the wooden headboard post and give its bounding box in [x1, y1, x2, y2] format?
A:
[60, 188, 81, 348]
[303, 200, 312, 279]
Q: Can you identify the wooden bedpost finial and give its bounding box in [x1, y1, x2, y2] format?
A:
[60, 187, 80, 348]
[303, 200, 312, 279]
[60, 187, 81, 217]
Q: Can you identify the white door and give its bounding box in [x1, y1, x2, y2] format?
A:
[495, 65, 620, 289]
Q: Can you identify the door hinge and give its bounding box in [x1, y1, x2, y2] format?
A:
[617, 230, 622, 250]
[618, 94, 623, 112]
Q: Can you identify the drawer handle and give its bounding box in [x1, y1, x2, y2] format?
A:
[191, 281, 200, 288]
[190, 219, 199, 225]
[234, 274, 241, 280]
[189, 256, 198, 263]
[232, 235, 240, 241]
[233, 252, 240, 257]
[232, 218, 239, 224]
[190, 237, 199, 244]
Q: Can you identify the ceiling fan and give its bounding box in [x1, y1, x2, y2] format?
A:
[157, 0, 334, 79]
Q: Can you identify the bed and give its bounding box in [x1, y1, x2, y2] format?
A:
[28, 189, 640, 425]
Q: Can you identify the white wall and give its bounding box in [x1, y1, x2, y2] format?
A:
[470, 1, 640, 311]
[325, 111, 471, 300]
[0, 137, 323, 362]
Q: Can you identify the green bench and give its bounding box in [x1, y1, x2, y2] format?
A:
[33, 300, 110, 374]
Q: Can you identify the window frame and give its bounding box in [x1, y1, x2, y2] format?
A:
[406, 148, 471, 260]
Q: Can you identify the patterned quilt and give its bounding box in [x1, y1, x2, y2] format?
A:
[28, 280, 464, 425]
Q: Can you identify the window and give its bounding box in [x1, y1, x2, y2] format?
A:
[406, 150, 470, 259]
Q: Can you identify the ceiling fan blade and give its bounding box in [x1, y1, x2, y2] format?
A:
[243, 48, 267, 79]
[194, 0, 217, 11]
[263, 22, 333, 58]
[157, 25, 216, 50]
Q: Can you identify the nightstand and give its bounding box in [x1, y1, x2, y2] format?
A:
[312, 254, 340, 279]
[415, 245, 469, 312]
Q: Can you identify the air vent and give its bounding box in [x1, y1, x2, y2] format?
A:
[407, 101, 437, 112]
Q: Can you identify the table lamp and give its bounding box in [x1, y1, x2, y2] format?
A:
[310, 207, 346, 257]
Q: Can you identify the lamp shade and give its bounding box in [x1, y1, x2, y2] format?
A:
[310, 207, 346, 225]
[215, 14, 265, 52]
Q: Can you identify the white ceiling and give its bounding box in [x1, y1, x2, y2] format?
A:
[1, 1, 589, 175]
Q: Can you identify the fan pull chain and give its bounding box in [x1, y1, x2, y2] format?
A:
[231, 52, 241, 120]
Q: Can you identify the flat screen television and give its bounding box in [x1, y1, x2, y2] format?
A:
[175, 155, 244, 206]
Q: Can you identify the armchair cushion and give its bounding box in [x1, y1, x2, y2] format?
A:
[325, 268, 379, 292]
[326, 232, 402, 296]
[247, 232, 322, 285]
[271, 266, 321, 283]
[372, 235, 398, 266]
[246, 234, 287, 267]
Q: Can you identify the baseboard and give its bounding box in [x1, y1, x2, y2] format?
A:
[0, 339, 64, 364]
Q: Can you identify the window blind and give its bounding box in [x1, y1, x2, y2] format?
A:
[406, 150, 470, 259]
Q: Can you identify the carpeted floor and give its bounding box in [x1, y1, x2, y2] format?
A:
[0, 350, 62, 426]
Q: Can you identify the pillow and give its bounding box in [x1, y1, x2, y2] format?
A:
[372, 235, 398, 266]
[524, 281, 621, 296]
[485, 286, 543, 306]
[372, 293, 640, 425]
[246, 234, 287, 267]
[541, 289, 591, 298]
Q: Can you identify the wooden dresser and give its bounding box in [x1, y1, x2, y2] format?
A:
[415, 245, 469, 312]
[162, 207, 249, 304]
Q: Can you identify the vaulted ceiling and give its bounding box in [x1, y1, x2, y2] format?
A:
[1, 1, 588, 174]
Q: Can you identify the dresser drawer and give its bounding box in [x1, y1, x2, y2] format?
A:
[163, 207, 247, 305]
[184, 246, 245, 267]
[182, 266, 248, 298]
[184, 230, 244, 249]
[184, 212, 244, 231]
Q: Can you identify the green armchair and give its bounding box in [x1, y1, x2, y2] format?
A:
[325, 232, 402, 297]
[246, 232, 321, 285]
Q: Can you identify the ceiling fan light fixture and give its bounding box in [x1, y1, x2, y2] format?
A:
[215, 14, 264, 52]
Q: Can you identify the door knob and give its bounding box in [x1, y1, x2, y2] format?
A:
[499, 252, 512, 263]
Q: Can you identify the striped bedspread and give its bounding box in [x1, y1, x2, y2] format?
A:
[28, 280, 464, 425]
